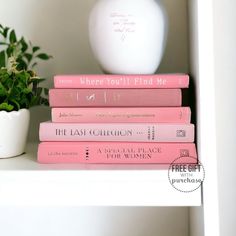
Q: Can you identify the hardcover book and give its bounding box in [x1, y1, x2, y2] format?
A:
[38, 142, 197, 164]
[51, 107, 191, 123]
[49, 89, 182, 107]
[54, 74, 189, 89]
[39, 122, 194, 142]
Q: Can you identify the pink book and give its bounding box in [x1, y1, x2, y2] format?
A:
[52, 107, 191, 123]
[54, 74, 189, 89]
[38, 142, 197, 164]
[49, 89, 182, 107]
[39, 122, 194, 142]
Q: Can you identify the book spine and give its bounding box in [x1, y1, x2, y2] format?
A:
[38, 142, 197, 164]
[39, 123, 194, 142]
[49, 89, 182, 107]
[54, 74, 189, 88]
[51, 107, 191, 123]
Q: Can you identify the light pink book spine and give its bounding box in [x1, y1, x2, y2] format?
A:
[38, 142, 197, 164]
[49, 89, 182, 107]
[52, 107, 191, 123]
[39, 122, 194, 142]
[54, 74, 189, 89]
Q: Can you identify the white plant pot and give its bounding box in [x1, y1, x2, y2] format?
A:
[0, 109, 30, 158]
[89, 0, 168, 74]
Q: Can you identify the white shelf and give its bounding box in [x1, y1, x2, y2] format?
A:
[0, 143, 201, 206]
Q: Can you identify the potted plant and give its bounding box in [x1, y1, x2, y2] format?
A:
[0, 24, 51, 158]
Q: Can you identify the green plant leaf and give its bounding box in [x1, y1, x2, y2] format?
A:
[16, 58, 28, 70]
[20, 97, 30, 108]
[0, 42, 9, 45]
[0, 51, 5, 68]
[1, 73, 13, 88]
[24, 53, 33, 62]
[20, 37, 28, 52]
[0, 102, 14, 111]
[9, 30, 17, 43]
[32, 46, 40, 53]
[36, 53, 52, 60]
[9, 87, 21, 100]
[3, 27, 9, 38]
[10, 98, 20, 110]
[0, 71, 9, 85]
[6, 46, 13, 57]
[0, 82, 7, 96]
[22, 88, 31, 94]
[16, 70, 29, 85]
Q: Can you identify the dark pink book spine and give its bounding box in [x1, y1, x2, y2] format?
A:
[38, 142, 197, 164]
[54, 74, 189, 88]
[49, 89, 182, 107]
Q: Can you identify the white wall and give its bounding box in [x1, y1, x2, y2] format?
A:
[213, 1, 236, 236]
[0, 0, 190, 236]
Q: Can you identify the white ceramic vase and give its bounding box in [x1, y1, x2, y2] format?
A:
[0, 109, 30, 158]
[89, 0, 167, 74]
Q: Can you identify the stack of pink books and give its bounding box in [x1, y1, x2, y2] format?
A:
[37, 74, 197, 164]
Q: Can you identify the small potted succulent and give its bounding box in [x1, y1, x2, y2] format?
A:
[0, 24, 51, 158]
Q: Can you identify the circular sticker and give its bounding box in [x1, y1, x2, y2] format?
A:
[168, 156, 205, 193]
